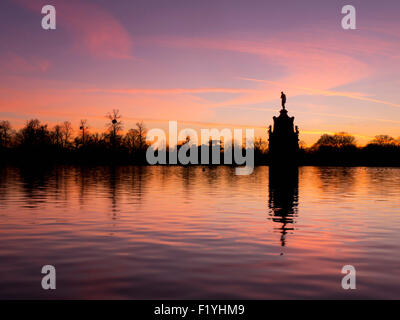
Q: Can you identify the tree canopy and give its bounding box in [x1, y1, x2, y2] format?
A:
[314, 132, 356, 149]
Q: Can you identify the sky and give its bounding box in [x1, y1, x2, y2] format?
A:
[0, 0, 399, 145]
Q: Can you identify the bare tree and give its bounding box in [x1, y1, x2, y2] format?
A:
[124, 121, 147, 152]
[62, 121, 73, 147]
[79, 119, 88, 145]
[52, 124, 63, 147]
[107, 109, 123, 144]
[133, 121, 146, 151]
[125, 129, 136, 151]
[254, 137, 268, 154]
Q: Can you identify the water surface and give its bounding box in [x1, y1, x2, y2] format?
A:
[1, 166, 400, 299]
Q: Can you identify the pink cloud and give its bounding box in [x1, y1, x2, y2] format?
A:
[14, 0, 133, 59]
[135, 34, 370, 109]
[79, 87, 257, 95]
[140, 28, 400, 111]
[147, 35, 371, 88]
[0, 53, 50, 73]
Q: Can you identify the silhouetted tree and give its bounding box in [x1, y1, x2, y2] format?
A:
[254, 137, 268, 153]
[124, 122, 147, 153]
[314, 132, 356, 149]
[363, 134, 400, 165]
[62, 121, 73, 147]
[1, 116, 400, 166]
[107, 109, 123, 147]
[299, 140, 307, 149]
[51, 124, 63, 148]
[368, 135, 396, 146]
[0, 120, 12, 148]
[17, 119, 51, 148]
[132, 121, 147, 151]
[124, 129, 136, 152]
[79, 119, 88, 146]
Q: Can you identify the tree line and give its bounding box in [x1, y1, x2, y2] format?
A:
[0, 110, 148, 164]
[301, 132, 400, 166]
[0, 113, 399, 166]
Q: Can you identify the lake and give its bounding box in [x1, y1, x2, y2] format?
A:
[1, 165, 400, 299]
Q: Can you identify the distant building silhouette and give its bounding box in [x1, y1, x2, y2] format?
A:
[268, 93, 299, 163]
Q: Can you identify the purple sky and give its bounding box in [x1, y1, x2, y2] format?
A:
[1, 0, 400, 145]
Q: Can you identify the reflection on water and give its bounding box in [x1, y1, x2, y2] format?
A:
[268, 166, 298, 247]
[1, 165, 400, 299]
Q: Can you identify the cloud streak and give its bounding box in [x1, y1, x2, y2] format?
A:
[241, 78, 400, 109]
[78, 87, 258, 95]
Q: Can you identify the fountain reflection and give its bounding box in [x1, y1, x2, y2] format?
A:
[268, 166, 299, 247]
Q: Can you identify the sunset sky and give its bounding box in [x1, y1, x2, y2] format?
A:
[1, 0, 399, 145]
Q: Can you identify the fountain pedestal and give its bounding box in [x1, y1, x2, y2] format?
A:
[268, 108, 299, 164]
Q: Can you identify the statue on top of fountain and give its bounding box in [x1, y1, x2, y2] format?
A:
[268, 91, 299, 164]
[281, 91, 286, 110]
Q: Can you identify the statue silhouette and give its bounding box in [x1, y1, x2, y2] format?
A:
[281, 91, 286, 110]
[268, 92, 299, 164]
